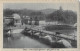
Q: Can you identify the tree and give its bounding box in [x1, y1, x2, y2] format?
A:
[46, 10, 77, 25]
[3, 9, 15, 17]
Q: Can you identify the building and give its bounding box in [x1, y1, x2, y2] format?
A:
[3, 16, 14, 26]
[39, 20, 46, 26]
[22, 16, 30, 25]
[13, 13, 21, 26]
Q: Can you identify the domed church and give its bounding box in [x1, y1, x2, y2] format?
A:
[13, 13, 21, 26]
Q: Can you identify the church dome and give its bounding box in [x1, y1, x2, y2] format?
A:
[13, 13, 21, 19]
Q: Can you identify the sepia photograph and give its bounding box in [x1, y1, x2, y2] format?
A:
[3, 3, 77, 48]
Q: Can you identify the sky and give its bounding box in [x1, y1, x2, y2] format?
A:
[3, 3, 77, 12]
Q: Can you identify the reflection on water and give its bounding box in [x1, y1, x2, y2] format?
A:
[3, 35, 51, 48]
[3, 28, 77, 48]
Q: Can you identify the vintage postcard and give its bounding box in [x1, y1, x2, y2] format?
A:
[0, 0, 80, 51]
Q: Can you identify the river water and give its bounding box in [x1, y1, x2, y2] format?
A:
[3, 29, 51, 48]
[3, 27, 77, 48]
[4, 35, 51, 48]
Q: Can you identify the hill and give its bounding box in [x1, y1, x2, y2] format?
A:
[40, 9, 57, 14]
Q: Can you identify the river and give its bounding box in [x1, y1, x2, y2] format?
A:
[3, 29, 51, 48]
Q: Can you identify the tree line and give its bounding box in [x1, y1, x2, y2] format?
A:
[46, 10, 77, 25]
[3, 8, 77, 25]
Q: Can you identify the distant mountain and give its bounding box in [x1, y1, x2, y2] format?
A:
[3, 8, 57, 20]
[40, 9, 57, 14]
